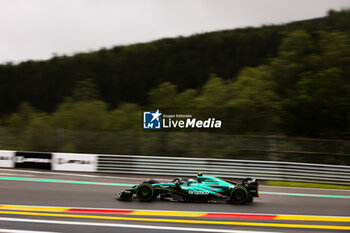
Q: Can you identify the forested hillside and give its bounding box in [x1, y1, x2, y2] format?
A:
[1, 9, 350, 140]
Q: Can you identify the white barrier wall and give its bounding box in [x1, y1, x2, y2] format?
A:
[0, 150, 15, 168]
[1, 150, 349, 185]
[52, 153, 97, 172]
[98, 155, 350, 185]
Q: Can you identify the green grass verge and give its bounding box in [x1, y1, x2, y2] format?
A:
[266, 181, 350, 190]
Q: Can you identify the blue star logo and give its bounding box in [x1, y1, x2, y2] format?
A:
[143, 110, 162, 129]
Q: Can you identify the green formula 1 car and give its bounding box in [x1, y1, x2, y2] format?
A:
[116, 173, 259, 204]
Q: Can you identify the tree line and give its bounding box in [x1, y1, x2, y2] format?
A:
[0, 9, 350, 140]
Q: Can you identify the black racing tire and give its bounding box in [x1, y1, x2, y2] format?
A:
[246, 196, 253, 203]
[230, 185, 248, 204]
[136, 184, 156, 202]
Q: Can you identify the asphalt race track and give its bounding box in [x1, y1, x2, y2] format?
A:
[0, 169, 349, 233]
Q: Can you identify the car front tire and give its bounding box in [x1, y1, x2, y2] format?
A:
[136, 183, 156, 202]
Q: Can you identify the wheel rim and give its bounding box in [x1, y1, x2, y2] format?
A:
[140, 187, 150, 197]
[234, 190, 245, 200]
[232, 188, 247, 203]
[141, 188, 150, 197]
[137, 185, 154, 201]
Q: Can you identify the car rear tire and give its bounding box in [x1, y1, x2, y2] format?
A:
[246, 196, 253, 203]
[136, 184, 156, 202]
[230, 185, 248, 204]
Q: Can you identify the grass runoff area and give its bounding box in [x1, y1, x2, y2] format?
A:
[267, 181, 350, 190]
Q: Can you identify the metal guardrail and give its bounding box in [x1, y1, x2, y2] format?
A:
[98, 155, 350, 185]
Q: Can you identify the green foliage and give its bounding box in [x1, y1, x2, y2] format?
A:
[195, 75, 229, 109]
[72, 79, 100, 102]
[0, 10, 349, 116]
[51, 100, 109, 131]
[149, 82, 179, 108]
[291, 68, 350, 138]
[6, 102, 37, 128]
[296, 68, 346, 106]
[318, 31, 350, 69]
[0, 9, 350, 148]
[227, 67, 281, 134]
[22, 118, 54, 151]
[108, 103, 141, 131]
[269, 27, 350, 138]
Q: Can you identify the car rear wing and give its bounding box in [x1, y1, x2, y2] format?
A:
[242, 178, 259, 197]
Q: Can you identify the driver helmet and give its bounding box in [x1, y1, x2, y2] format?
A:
[197, 172, 204, 182]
